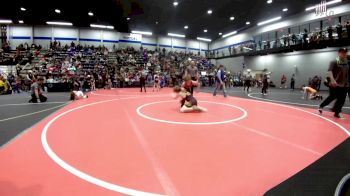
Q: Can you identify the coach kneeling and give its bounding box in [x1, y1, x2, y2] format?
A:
[29, 77, 47, 103]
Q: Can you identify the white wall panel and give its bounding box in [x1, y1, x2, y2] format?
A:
[245, 48, 338, 90]
[33, 26, 52, 49]
[9, 26, 33, 47]
[141, 36, 157, 50]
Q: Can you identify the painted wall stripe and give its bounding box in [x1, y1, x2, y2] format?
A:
[33, 36, 52, 40]
[80, 38, 101, 42]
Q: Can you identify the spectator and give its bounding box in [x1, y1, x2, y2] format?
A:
[29, 77, 47, 103]
[328, 26, 334, 40]
[337, 23, 343, 40]
[319, 48, 349, 119]
[290, 74, 295, 91]
[346, 21, 350, 40]
[303, 29, 308, 44]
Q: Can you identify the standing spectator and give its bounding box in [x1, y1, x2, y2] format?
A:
[185, 61, 199, 94]
[29, 77, 47, 103]
[303, 29, 308, 44]
[213, 65, 227, 97]
[290, 74, 296, 91]
[336, 23, 343, 40]
[139, 68, 146, 92]
[262, 72, 269, 95]
[328, 26, 334, 40]
[319, 48, 349, 119]
[280, 74, 287, 88]
[243, 74, 252, 93]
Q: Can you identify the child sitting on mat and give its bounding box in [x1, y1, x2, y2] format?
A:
[173, 86, 207, 113]
[70, 90, 88, 101]
[302, 86, 323, 100]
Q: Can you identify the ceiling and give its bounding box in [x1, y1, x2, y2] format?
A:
[0, 0, 345, 40]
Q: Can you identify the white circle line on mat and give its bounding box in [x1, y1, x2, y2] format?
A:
[41, 96, 167, 196]
[41, 94, 350, 196]
[248, 93, 350, 109]
[136, 100, 248, 125]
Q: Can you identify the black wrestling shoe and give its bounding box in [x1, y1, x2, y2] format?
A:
[318, 107, 323, 115]
[334, 114, 345, 119]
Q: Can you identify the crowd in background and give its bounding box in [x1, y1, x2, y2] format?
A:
[0, 42, 216, 94]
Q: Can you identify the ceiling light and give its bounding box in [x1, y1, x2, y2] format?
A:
[127, 17, 130, 21]
[197, 37, 211, 42]
[219, 32, 222, 35]
[47, 21, 73, 26]
[168, 33, 186, 38]
[305, 0, 342, 11]
[207, 9, 213, 14]
[283, 8, 288, 12]
[19, 20, 24, 24]
[184, 25, 188, 29]
[173, 1, 179, 6]
[131, 30, 153, 35]
[88, 12, 94, 16]
[246, 21, 250, 25]
[204, 29, 208, 33]
[20, 7, 26, 11]
[55, 9, 61, 14]
[257, 16, 282, 26]
[0, 20, 13, 24]
[156, 21, 159, 24]
[230, 16, 235, 21]
[267, 0, 273, 4]
[222, 31, 237, 38]
[90, 24, 114, 29]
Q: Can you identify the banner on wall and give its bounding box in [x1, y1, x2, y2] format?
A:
[121, 33, 142, 42]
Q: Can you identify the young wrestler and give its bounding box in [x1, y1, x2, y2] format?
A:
[70, 90, 88, 101]
[302, 86, 323, 100]
[153, 74, 160, 92]
[181, 75, 200, 95]
[173, 86, 207, 113]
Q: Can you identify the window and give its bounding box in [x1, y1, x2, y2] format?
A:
[310, 21, 321, 32]
[290, 26, 300, 35]
[341, 14, 350, 24]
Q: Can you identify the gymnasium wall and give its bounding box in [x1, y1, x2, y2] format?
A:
[7, 25, 209, 54]
[241, 48, 339, 90]
[214, 56, 245, 73]
[209, 4, 350, 54]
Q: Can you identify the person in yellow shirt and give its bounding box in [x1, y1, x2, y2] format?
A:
[0, 76, 12, 94]
[302, 86, 322, 100]
[0, 77, 5, 94]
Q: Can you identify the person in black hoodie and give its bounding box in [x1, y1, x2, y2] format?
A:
[319, 48, 349, 119]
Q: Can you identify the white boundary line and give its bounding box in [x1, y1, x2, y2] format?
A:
[244, 94, 350, 136]
[123, 107, 180, 196]
[0, 102, 68, 107]
[0, 102, 70, 149]
[40, 94, 350, 196]
[136, 100, 247, 125]
[0, 103, 69, 122]
[41, 96, 167, 196]
[248, 93, 350, 109]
